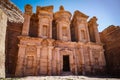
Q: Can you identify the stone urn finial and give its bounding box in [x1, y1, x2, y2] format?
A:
[92, 16, 97, 21]
[59, 5, 64, 11]
[24, 4, 32, 15]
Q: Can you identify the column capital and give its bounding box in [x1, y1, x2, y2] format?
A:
[18, 44, 26, 48]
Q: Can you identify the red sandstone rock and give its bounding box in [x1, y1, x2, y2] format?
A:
[100, 25, 120, 76]
[0, 9, 7, 78]
[0, 0, 108, 77]
[15, 5, 106, 77]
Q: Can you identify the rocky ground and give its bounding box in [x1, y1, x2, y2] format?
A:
[0, 76, 120, 80]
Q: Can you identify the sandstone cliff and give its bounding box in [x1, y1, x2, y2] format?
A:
[100, 25, 120, 76]
[0, 9, 7, 78]
[0, 0, 23, 23]
[0, 0, 23, 77]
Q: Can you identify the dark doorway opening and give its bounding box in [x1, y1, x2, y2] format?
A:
[63, 55, 70, 71]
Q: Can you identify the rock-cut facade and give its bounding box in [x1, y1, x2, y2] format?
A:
[15, 5, 106, 76]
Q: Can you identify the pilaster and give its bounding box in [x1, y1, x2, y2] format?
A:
[100, 50, 106, 67]
[48, 46, 54, 75]
[52, 48, 57, 75]
[15, 44, 26, 76]
[73, 48, 78, 75]
[89, 47, 94, 73]
[38, 19, 42, 37]
[79, 45, 85, 75]
[85, 23, 90, 42]
[36, 46, 42, 75]
[22, 14, 31, 36]
[49, 19, 53, 38]
[22, 4, 32, 36]
[94, 24, 101, 43]
[56, 47, 61, 75]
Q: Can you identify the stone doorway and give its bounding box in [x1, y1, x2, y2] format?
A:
[63, 55, 70, 71]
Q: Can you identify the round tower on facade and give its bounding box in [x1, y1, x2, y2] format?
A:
[54, 6, 72, 41]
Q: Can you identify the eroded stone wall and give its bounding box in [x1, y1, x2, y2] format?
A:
[0, 9, 7, 78]
[100, 25, 120, 76]
[5, 22, 22, 77]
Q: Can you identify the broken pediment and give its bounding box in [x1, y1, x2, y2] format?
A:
[36, 5, 53, 13]
[88, 16, 98, 24]
[74, 10, 89, 18]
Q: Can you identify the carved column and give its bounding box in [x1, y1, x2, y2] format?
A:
[15, 44, 26, 76]
[56, 48, 61, 75]
[38, 18, 42, 37]
[85, 23, 90, 42]
[70, 53, 74, 73]
[49, 19, 52, 38]
[100, 50, 106, 67]
[89, 47, 94, 73]
[80, 45, 85, 75]
[68, 23, 71, 41]
[36, 45, 42, 75]
[56, 23, 60, 40]
[48, 46, 54, 75]
[52, 49, 57, 75]
[59, 22, 62, 40]
[22, 14, 31, 36]
[76, 23, 80, 41]
[22, 5, 32, 36]
[73, 48, 78, 75]
[94, 24, 101, 43]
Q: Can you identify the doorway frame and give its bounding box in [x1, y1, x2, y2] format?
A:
[60, 49, 74, 74]
[62, 55, 70, 71]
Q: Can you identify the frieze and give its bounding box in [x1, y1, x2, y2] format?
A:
[38, 13, 53, 20]
[18, 36, 43, 41]
[54, 40, 76, 48]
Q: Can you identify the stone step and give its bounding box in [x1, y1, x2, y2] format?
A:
[61, 71, 73, 76]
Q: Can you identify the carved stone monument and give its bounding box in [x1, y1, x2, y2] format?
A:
[15, 5, 106, 76]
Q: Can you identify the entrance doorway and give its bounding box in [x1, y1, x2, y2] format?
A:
[63, 55, 70, 71]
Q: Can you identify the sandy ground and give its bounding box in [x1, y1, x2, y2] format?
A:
[1, 76, 120, 80]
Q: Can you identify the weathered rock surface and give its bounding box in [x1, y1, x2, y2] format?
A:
[0, 0, 23, 77]
[0, 0, 23, 23]
[5, 22, 22, 77]
[0, 9, 7, 78]
[100, 25, 120, 76]
[0, 0, 120, 78]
